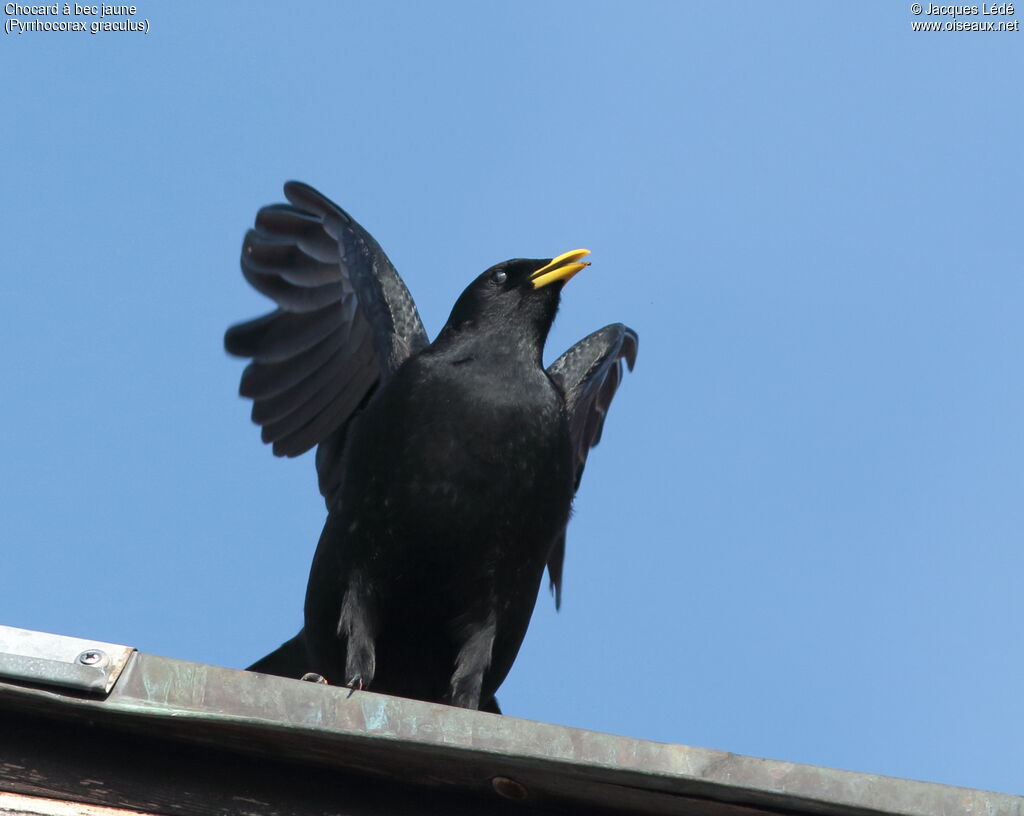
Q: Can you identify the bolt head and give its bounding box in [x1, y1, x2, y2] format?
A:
[491, 776, 528, 801]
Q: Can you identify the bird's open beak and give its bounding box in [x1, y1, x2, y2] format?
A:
[529, 249, 591, 290]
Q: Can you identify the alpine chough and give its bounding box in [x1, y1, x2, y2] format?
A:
[227, 182, 637, 710]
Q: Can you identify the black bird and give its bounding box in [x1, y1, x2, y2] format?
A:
[227, 182, 637, 709]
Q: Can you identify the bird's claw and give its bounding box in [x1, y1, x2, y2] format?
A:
[345, 675, 365, 697]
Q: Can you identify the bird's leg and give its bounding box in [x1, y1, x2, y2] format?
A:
[448, 612, 497, 710]
[337, 573, 377, 691]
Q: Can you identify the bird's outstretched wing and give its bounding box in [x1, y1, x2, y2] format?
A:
[225, 182, 428, 503]
[545, 323, 638, 607]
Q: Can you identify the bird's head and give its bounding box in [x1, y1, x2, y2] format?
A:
[440, 249, 591, 353]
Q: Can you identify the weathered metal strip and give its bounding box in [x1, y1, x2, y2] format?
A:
[0, 631, 1021, 816]
[0, 626, 134, 695]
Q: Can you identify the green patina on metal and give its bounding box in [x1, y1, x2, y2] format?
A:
[0, 630, 1020, 816]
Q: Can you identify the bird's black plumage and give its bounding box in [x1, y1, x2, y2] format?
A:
[228, 182, 637, 709]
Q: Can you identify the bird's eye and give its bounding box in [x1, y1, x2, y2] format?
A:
[491, 269, 507, 285]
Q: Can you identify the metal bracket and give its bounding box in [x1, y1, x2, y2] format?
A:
[0, 625, 134, 695]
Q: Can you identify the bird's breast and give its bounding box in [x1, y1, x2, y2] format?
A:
[340, 356, 573, 556]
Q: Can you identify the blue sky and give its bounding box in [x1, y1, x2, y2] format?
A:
[3, 1, 1022, 797]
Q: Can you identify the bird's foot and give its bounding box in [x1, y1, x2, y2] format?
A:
[345, 675, 366, 698]
[300, 672, 328, 684]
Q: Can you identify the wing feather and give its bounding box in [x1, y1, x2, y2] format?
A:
[225, 182, 429, 500]
[545, 323, 638, 606]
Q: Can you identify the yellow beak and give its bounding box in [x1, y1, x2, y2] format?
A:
[529, 248, 591, 290]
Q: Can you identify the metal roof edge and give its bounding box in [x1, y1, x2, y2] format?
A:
[0, 631, 1020, 816]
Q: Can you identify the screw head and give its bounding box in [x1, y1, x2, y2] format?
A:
[77, 650, 106, 666]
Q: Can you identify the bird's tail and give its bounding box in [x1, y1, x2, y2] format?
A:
[247, 630, 309, 678]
